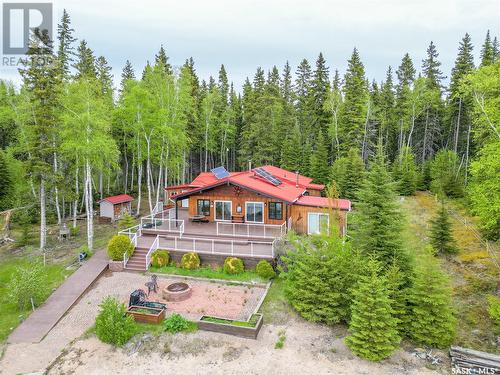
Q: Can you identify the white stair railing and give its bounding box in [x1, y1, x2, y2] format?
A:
[145, 235, 159, 270]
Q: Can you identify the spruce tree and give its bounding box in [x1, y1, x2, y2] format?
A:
[480, 30, 495, 67]
[96, 56, 113, 98]
[154, 45, 172, 74]
[380, 66, 397, 159]
[281, 125, 302, 172]
[120, 60, 135, 92]
[73, 40, 97, 79]
[309, 131, 329, 184]
[295, 59, 314, 139]
[353, 144, 410, 274]
[429, 203, 457, 254]
[422, 41, 445, 90]
[392, 146, 418, 195]
[331, 148, 365, 201]
[311, 52, 330, 135]
[408, 248, 456, 348]
[283, 235, 362, 325]
[345, 259, 400, 361]
[340, 48, 368, 154]
[385, 262, 409, 334]
[56, 9, 76, 80]
[0, 150, 11, 206]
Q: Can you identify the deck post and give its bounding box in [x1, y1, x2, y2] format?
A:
[174, 236, 177, 249]
[175, 201, 178, 227]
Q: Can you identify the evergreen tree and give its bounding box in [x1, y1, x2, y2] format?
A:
[392, 146, 418, 195]
[396, 53, 416, 86]
[448, 33, 474, 155]
[422, 41, 444, 90]
[19, 28, 61, 249]
[74, 40, 97, 79]
[380, 66, 397, 159]
[218, 64, 229, 104]
[330, 148, 365, 201]
[283, 235, 362, 325]
[311, 52, 330, 135]
[339, 48, 368, 154]
[324, 70, 343, 160]
[309, 131, 329, 184]
[385, 261, 409, 334]
[96, 56, 113, 98]
[353, 144, 410, 273]
[56, 9, 76, 80]
[430, 149, 464, 197]
[281, 124, 302, 172]
[345, 259, 400, 361]
[429, 203, 457, 254]
[295, 59, 314, 139]
[0, 150, 11, 206]
[154, 45, 172, 74]
[408, 248, 456, 348]
[120, 60, 135, 90]
[480, 30, 495, 67]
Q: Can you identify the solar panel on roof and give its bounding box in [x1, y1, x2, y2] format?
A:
[211, 166, 230, 180]
[254, 167, 282, 186]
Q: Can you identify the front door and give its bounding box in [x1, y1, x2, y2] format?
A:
[215, 201, 232, 221]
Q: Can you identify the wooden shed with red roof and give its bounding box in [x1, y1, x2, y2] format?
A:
[166, 166, 351, 235]
[99, 194, 134, 222]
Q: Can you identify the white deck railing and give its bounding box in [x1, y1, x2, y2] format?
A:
[145, 235, 160, 270]
[158, 235, 275, 258]
[141, 216, 185, 237]
[216, 221, 286, 239]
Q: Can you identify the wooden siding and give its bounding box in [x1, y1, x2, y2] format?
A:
[305, 189, 322, 197]
[290, 205, 347, 235]
[187, 184, 287, 225]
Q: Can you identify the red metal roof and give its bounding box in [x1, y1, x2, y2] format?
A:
[296, 196, 351, 211]
[100, 194, 134, 204]
[167, 166, 348, 208]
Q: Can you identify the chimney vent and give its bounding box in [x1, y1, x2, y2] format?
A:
[295, 171, 299, 187]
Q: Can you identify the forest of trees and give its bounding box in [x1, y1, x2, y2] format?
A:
[0, 10, 498, 251]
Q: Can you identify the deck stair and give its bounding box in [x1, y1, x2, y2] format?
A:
[125, 248, 148, 271]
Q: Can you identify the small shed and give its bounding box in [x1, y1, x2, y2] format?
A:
[99, 194, 134, 222]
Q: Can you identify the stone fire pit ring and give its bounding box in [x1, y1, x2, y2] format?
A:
[162, 282, 192, 302]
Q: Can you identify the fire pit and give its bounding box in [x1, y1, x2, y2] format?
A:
[162, 282, 192, 301]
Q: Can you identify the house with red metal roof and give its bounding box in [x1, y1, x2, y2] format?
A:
[166, 166, 351, 235]
[99, 194, 134, 222]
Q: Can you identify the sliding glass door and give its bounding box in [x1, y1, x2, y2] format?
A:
[245, 202, 264, 223]
[215, 201, 232, 221]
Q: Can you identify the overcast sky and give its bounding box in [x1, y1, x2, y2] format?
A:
[1, 0, 499, 90]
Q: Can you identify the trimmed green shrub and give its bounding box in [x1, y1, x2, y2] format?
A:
[7, 261, 48, 310]
[487, 295, 500, 334]
[107, 234, 134, 261]
[95, 296, 136, 346]
[256, 260, 276, 279]
[181, 252, 200, 270]
[223, 257, 244, 275]
[151, 250, 169, 267]
[163, 313, 197, 333]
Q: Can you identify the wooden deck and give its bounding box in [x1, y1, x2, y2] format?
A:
[8, 250, 109, 344]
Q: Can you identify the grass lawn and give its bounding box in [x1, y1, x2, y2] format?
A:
[149, 265, 268, 283]
[0, 256, 73, 343]
[259, 277, 295, 324]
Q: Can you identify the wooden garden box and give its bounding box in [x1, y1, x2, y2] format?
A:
[127, 305, 166, 324]
[198, 314, 263, 339]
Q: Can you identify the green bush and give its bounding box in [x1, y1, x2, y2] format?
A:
[70, 225, 80, 237]
[487, 295, 500, 334]
[223, 257, 244, 274]
[151, 250, 169, 267]
[107, 235, 134, 261]
[256, 260, 276, 279]
[163, 313, 196, 333]
[95, 297, 136, 346]
[7, 261, 47, 310]
[181, 252, 200, 270]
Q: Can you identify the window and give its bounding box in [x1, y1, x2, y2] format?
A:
[245, 202, 264, 223]
[197, 199, 210, 216]
[268, 202, 283, 220]
[307, 212, 329, 235]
